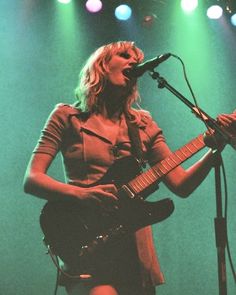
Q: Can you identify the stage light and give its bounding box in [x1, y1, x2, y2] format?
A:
[85, 0, 103, 13]
[230, 13, 236, 26]
[207, 5, 223, 19]
[115, 4, 132, 21]
[57, 0, 72, 4]
[226, 0, 236, 26]
[181, 0, 198, 13]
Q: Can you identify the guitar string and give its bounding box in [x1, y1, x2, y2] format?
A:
[127, 135, 205, 195]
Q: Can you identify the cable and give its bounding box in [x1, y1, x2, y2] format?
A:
[47, 245, 87, 279]
[170, 54, 214, 133]
[53, 255, 60, 295]
[45, 244, 92, 295]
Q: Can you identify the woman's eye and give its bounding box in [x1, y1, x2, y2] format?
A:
[119, 52, 131, 59]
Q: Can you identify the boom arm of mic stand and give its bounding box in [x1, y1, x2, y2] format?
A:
[150, 71, 236, 150]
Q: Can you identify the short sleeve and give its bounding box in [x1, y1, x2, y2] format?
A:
[33, 104, 76, 157]
[139, 112, 172, 165]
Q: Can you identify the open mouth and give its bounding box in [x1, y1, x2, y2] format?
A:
[122, 68, 131, 78]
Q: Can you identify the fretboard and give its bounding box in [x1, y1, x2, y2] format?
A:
[127, 134, 205, 195]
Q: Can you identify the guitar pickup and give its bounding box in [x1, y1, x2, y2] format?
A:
[120, 184, 136, 199]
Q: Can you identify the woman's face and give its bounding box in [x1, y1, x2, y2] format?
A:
[106, 49, 139, 89]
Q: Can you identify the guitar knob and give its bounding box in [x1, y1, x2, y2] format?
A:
[79, 245, 89, 256]
[96, 234, 108, 243]
[96, 235, 103, 240]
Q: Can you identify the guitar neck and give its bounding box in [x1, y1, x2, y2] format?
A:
[127, 134, 205, 195]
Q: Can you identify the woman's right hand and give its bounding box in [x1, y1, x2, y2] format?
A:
[24, 152, 118, 208]
[75, 184, 119, 211]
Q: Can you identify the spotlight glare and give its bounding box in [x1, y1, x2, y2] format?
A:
[85, 0, 103, 13]
[231, 13, 236, 26]
[181, 0, 198, 13]
[57, 0, 72, 4]
[115, 4, 132, 21]
[207, 5, 223, 19]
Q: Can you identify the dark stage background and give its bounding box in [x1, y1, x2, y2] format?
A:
[1, 0, 236, 294]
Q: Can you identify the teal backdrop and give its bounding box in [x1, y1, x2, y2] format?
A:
[0, 0, 235, 294]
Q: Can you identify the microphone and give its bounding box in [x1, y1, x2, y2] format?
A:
[124, 53, 171, 78]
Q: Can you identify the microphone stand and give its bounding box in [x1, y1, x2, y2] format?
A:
[149, 70, 234, 295]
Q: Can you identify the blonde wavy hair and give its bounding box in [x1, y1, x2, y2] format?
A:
[74, 41, 145, 121]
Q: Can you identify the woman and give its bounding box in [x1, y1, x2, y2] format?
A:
[23, 41, 235, 295]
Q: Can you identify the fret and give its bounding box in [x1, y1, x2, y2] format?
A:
[127, 134, 205, 198]
[173, 152, 183, 162]
[148, 168, 160, 179]
[188, 144, 197, 153]
[155, 165, 166, 175]
[191, 139, 203, 149]
[161, 158, 173, 170]
[185, 145, 193, 155]
[166, 157, 176, 168]
[130, 166, 164, 194]
[136, 180, 145, 191]
[129, 175, 149, 194]
[141, 172, 155, 186]
[143, 171, 156, 183]
[130, 174, 147, 189]
[175, 149, 185, 161]
[185, 144, 194, 153]
[129, 180, 142, 193]
[179, 147, 190, 158]
[168, 154, 180, 165]
[130, 173, 155, 194]
[151, 167, 162, 178]
[159, 161, 170, 172]
[137, 175, 149, 188]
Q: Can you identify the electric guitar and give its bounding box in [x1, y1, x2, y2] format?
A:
[40, 134, 206, 272]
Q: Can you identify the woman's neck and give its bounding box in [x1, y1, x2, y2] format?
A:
[99, 103, 123, 122]
[98, 87, 127, 121]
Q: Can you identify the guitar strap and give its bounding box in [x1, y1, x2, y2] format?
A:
[125, 116, 146, 169]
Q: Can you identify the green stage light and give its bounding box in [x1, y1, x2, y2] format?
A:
[181, 0, 198, 13]
[57, 0, 72, 4]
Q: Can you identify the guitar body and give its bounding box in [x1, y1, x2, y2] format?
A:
[40, 156, 174, 272]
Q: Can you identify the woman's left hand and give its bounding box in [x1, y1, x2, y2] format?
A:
[217, 111, 236, 133]
[205, 111, 236, 151]
[216, 111, 236, 150]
